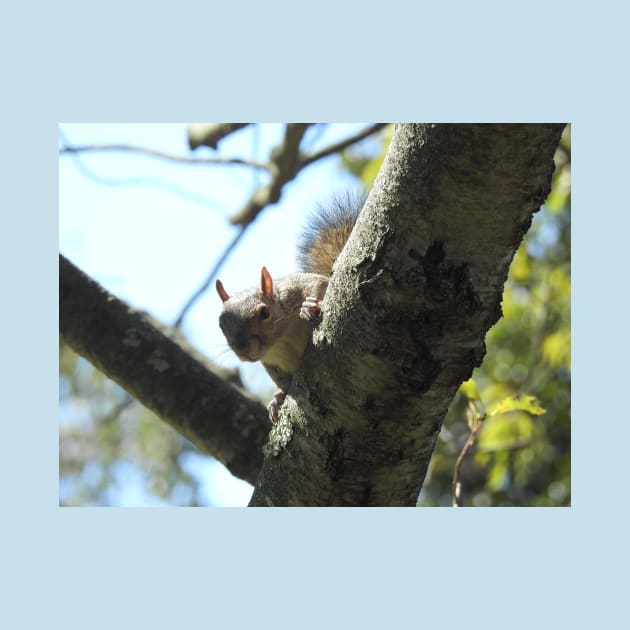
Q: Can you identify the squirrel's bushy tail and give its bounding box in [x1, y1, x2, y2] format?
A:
[297, 191, 365, 276]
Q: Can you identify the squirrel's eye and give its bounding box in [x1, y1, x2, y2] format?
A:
[260, 306, 270, 320]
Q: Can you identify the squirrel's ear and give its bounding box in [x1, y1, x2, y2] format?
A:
[216, 278, 230, 303]
[260, 266, 274, 297]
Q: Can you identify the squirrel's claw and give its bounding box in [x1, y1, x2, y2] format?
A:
[300, 296, 322, 321]
[267, 390, 287, 424]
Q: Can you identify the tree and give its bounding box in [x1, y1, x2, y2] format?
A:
[59, 123, 567, 506]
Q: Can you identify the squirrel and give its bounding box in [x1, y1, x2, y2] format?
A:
[216, 192, 364, 423]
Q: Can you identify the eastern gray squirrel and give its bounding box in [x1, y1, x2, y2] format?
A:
[216, 193, 364, 423]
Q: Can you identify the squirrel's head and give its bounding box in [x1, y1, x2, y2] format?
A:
[216, 267, 280, 362]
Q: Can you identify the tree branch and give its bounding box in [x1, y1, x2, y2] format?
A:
[298, 123, 388, 168]
[187, 123, 251, 150]
[59, 254, 268, 486]
[249, 123, 565, 507]
[228, 123, 311, 226]
[59, 142, 269, 170]
[225, 123, 388, 227]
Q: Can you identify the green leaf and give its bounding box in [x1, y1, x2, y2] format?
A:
[478, 412, 534, 452]
[542, 328, 571, 369]
[459, 378, 481, 401]
[487, 394, 546, 417]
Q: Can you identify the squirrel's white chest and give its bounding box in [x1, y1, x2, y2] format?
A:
[261, 319, 310, 373]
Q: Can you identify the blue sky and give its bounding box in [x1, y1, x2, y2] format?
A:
[59, 123, 378, 506]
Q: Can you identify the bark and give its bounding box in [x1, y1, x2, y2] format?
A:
[249, 123, 565, 506]
[59, 255, 268, 485]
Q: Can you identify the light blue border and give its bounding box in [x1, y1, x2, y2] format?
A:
[3, 1, 626, 627]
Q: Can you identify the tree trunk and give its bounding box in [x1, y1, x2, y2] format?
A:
[249, 123, 565, 506]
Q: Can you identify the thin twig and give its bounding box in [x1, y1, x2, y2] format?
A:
[62, 149, 223, 208]
[173, 226, 247, 328]
[299, 123, 388, 168]
[60, 143, 270, 171]
[452, 413, 487, 507]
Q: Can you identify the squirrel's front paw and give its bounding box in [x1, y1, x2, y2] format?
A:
[267, 390, 287, 424]
[300, 296, 322, 321]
